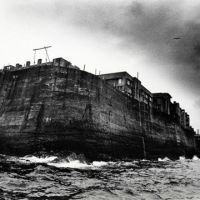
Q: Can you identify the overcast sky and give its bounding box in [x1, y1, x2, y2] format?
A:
[0, 0, 200, 130]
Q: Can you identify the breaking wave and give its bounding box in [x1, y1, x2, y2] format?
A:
[158, 157, 171, 162]
[179, 156, 186, 161]
[48, 160, 107, 169]
[192, 155, 199, 161]
[17, 153, 108, 170]
[19, 155, 58, 163]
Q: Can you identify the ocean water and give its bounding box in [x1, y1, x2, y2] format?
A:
[0, 153, 200, 200]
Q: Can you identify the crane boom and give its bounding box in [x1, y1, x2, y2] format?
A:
[33, 46, 52, 64]
[33, 46, 52, 51]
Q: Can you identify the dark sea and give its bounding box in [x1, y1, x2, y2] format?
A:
[0, 153, 200, 200]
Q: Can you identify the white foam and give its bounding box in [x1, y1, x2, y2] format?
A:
[192, 155, 199, 161]
[158, 157, 170, 162]
[17, 154, 109, 169]
[48, 160, 90, 169]
[179, 156, 186, 161]
[48, 160, 108, 169]
[92, 161, 107, 167]
[141, 159, 148, 161]
[19, 155, 57, 163]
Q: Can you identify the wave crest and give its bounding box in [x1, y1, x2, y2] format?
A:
[17, 153, 108, 170]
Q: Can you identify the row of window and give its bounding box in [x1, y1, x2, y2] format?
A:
[112, 78, 153, 103]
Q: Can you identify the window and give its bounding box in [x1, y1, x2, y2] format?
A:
[117, 86, 123, 90]
[127, 88, 132, 94]
[127, 79, 131, 86]
[118, 78, 122, 85]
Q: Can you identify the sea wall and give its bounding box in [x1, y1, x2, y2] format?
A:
[146, 113, 195, 158]
[0, 64, 196, 159]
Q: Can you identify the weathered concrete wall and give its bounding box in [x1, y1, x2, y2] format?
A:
[146, 113, 195, 158]
[0, 64, 196, 159]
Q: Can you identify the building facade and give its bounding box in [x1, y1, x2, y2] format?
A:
[99, 72, 192, 131]
[153, 93, 172, 115]
[170, 101, 181, 123]
[99, 72, 152, 106]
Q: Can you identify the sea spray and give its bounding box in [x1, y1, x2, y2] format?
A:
[192, 155, 199, 161]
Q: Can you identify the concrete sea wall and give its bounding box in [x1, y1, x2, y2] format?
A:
[0, 64, 196, 159]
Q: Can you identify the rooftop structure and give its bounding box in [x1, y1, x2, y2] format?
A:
[3, 57, 79, 72]
[99, 71, 152, 107]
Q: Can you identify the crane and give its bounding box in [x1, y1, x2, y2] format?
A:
[33, 46, 52, 64]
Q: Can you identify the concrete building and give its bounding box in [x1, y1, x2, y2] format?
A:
[185, 112, 190, 128]
[99, 72, 152, 106]
[170, 101, 181, 123]
[53, 57, 71, 67]
[153, 93, 172, 115]
[170, 101, 190, 129]
[180, 109, 191, 129]
[140, 85, 153, 108]
[53, 57, 80, 69]
[180, 109, 186, 128]
[3, 65, 15, 71]
[99, 72, 135, 97]
[132, 77, 141, 101]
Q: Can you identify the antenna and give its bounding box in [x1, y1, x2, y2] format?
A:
[33, 46, 52, 64]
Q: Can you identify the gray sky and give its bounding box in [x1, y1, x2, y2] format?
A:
[1, 0, 200, 130]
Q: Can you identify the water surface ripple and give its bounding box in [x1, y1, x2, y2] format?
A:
[0, 154, 200, 199]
